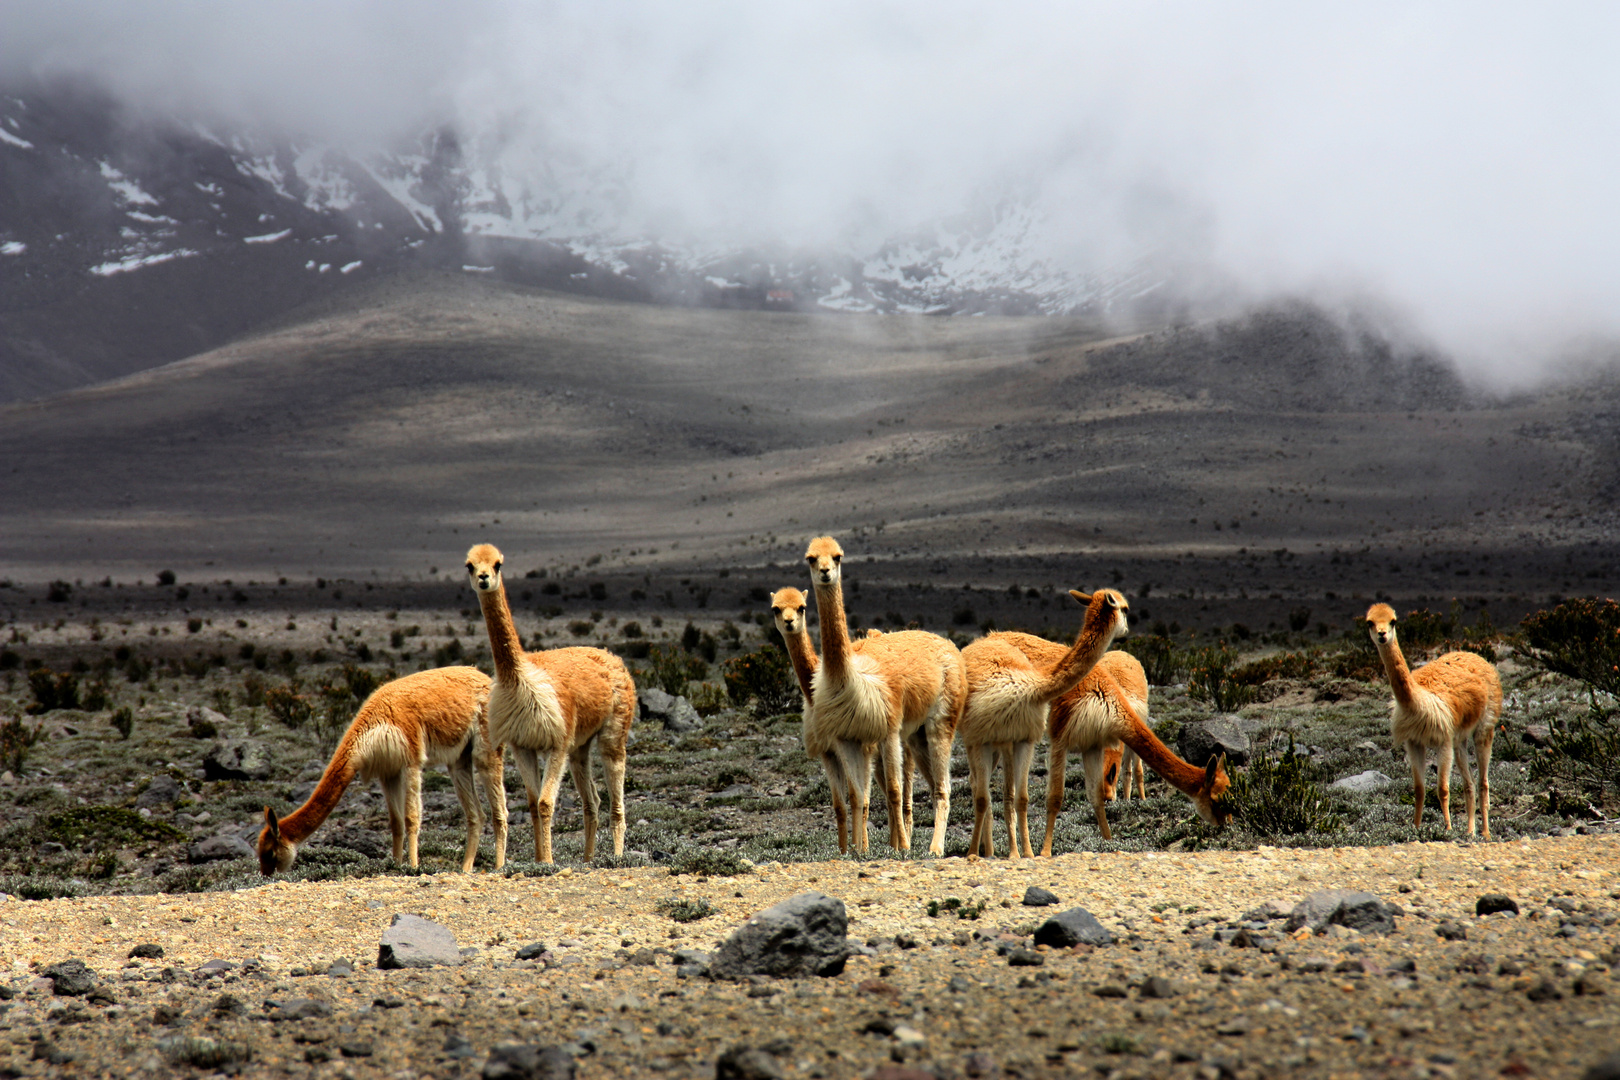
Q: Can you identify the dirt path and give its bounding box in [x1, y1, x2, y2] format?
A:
[3, 835, 1619, 1078]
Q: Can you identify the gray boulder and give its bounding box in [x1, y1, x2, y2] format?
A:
[639, 688, 701, 733]
[188, 834, 254, 864]
[378, 914, 463, 970]
[42, 959, 97, 996]
[709, 892, 850, 979]
[202, 739, 272, 781]
[1329, 770, 1395, 793]
[1286, 889, 1399, 935]
[1032, 907, 1115, 949]
[135, 775, 184, 810]
[482, 1043, 575, 1080]
[1177, 716, 1250, 767]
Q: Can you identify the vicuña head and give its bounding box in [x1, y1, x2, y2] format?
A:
[805, 536, 844, 588]
[466, 544, 504, 593]
[771, 587, 810, 637]
[1197, 755, 1233, 829]
[1069, 588, 1130, 642]
[1364, 602, 1398, 647]
[257, 806, 295, 875]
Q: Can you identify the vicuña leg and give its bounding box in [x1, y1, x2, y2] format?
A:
[602, 742, 628, 857]
[1404, 743, 1427, 830]
[449, 746, 485, 874]
[477, 744, 509, 870]
[879, 730, 908, 852]
[822, 752, 851, 853]
[1435, 741, 1455, 831]
[1475, 723, 1496, 840]
[1041, 743, 1067, 857]
[836, 739, 874, 855]
[908, 725, 952, 857]
[381, 771, 408, 864]
[966, 743, 997, 858]
[568, 742, 600, 862]
[1006, 741, 1036, 859]
[1080, 746, 1113, 841]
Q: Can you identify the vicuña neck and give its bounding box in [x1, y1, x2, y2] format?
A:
[1033, 616, 1114, 702]
[277, 741, 358, 843]
[1376, 640, 1416, 706]
[814, 582, 853, 680]
[781, 630, 819, 703]
[1118, 703, 1208, 795]
[477, 585, 526, 681]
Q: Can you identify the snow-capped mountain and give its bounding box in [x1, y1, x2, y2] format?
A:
[0, 81, 1160, 401]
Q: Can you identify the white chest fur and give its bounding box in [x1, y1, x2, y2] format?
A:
[489, 661, 568, 751]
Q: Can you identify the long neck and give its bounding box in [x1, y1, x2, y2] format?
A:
[781, 628, 819, 703]
[1117, 701, 1208, 796]
[1032, 617, 1115, 702]
[814, 581, 853, 681]
[277, 740, 358, 844]
[477, 584, 526, 681]
[1376, 639, 1417, 706]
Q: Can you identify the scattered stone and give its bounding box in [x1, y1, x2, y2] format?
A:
[135, 775, 183, 810]
[326, 958, 354, 978]
[1091, 983, 1128, 998]
[201, 739, 272, 782]
[894, 932, 919, 950]
[340, 1041, 374, 1058]
[716, 1045, 785, 1080]
[947, 975, 971, 993]
[373, 996, 406, 1009]
[708, 892, 849, 980]
[1139, 976, 1177, 998]
[482, 1043, 575, 1080]
[1576, 973, 1608, 996]
[1177, 716, 1251, 767]
[1286, 889, 1398, 935]
[1215, 1017, 1251, 1036]
[128, 943, 164, 960]
[963, 1052, 999, 1078]
[443, 1034, 477, 1059]
[1006, 948, 1043, 967]
[1435, 921, 1468, 941]
[1586, 1050, 1620, 1080]
[157, 1035, 252, 1070]
[638, 688, 701, 734]
[212, 994, 246, 1016]
[269, 998, 334, 1021]
[1032, 906, 1115, 949]
[379, 914, 463, 970]
[1329, 770, 1394, 792]
[42, 959, 97, 996]
[673, 947, 711, 979]
[31, 1038, 72, 1065]
[196, 959, 236, 978]
[891, 1024, 927, 1051]
[1477, 894, 1520, 917]
[1240, 900, 1290, 922]
[1526, 980, 1564, 1002]
[188, 834, 254, 864]
[516, 942, 548, 961]
[1022, 886, 1060, 907]
[151, 1003, 184, 1026]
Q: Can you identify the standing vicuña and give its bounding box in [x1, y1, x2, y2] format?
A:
[257, 666, 508, 875]
[959, 589, 1131, 859]
[467, 544, 636, 863]
[804, 536, 964, 855]
[1365, 603, 1502, 838]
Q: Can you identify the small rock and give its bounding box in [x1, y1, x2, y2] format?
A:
[1286, 889, 1397, 935]
[1576, 973, 1608, 996]
[714, 1045, 784, 1080]
[1006, 948, 1043, 967]
[482, 1043, 576, 1080]
[1139, 975, 1177, 998]
[1092, 983, 1128, 998]
[188, 834, 253, 864]
[1215, 1017, 1251, 1036]
[42, 959, 97, 996]
[947, 975, 971, 993]
[135, 775, 183, 810]
[963, 1052, 999, 1078]
[211, 994, 246, 1016]
[638, 688, 701, 734]
[269, 998, 334, 1021]
[195, 959, 236, 978]
[1240, 900, 1291, 922]
[893, 933, 918, 950]
[128, 943, 164, 960]
[443, 1034, 477, 1059]
[201, 739, 272, 782]
[1177, 716, 1251, 767]
[1328, 770, 1394, 793]
[709, 892, 849, 980]
[379, 914, 463, 970]
[340, 1041, 374, 1058]
[516, 942, 548, 961]
[1435, 921, 1468, 941]
[1022, 886, 1060, 907]
[157, 1036, 252, 1070]
[327, 958, 354, 978]
[373, 996, 406, 1009]
[1033, 906, 1115, 948]
[1477, 894, 1520, 917]
[890, 1024, 927, 1050]
[1526, 979, 1564, 1002]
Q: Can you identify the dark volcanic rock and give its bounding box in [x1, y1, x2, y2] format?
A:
[1176, 716, 1250, 767]
[1032, 907, 1115, 949]
[515, 942, 548, 961]
[1478, 894, 1520, 917]
[128, 943, 164, 960]
[709, 892, 849, 979]
[135, 775, 183, 810]
[188, 834, 254, 864]
[1286, 889, 1398, 935]
[1022, 886, 1060, 907]
[378, 914, 462, 970]
[202, 739, 271, 781]
[482, 1043, 575, 1079]
[715, 1045, 785, 1080]
[42, 959, 97, 996]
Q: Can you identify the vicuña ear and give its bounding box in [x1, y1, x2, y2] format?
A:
[1205, 755, 1224, 786]
[1103, 761, 1119, 787]
[263, 806, 279, 839]
[1069, 590, 1092, 605]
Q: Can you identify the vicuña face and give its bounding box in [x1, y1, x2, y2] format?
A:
[1365, 603, 1397, 646]
[465, 544, 504, 594]
[1198, 756, 1233, 830]
[805, 537, 844, 588]
[1071, 587, 1130, 639]
[771, 587, 809, 637]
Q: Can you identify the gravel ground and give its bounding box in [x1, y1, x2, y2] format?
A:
[4, 836, 1620, 1079]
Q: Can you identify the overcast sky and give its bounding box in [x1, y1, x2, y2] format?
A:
[5, 1, 1620, 383]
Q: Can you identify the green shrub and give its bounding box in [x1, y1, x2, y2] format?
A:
[925, 896, 987, 920]
[1122, 634, 1188, 685]
[1521, 598, 1620, 698]
[265, 683, 313, 729]
[645, 645, 710, 698]
[110, 706, 134, 740]
[688, 681, 729, 717]
[721, 644, 797, 715]
[1529, 704, 1620, 809]
[1227, 737, 1341, 837]
[0, 716, 45, 773]
[1229, 650, 1317, 688]
[1186, 646, 1255, 711]
[4, 805, 186, 853]
[26, 670, 80, 714]
[668, 850, 751, 877]
[655, 896, 717, 923]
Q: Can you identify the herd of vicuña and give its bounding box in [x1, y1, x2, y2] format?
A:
[257, 536, 1505, 874]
